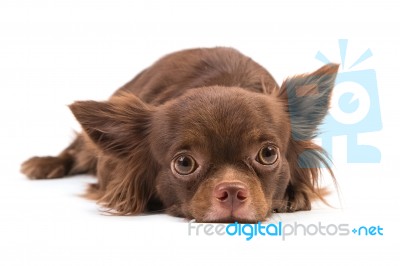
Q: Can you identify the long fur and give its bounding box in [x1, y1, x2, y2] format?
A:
[278, 63, 339, 210]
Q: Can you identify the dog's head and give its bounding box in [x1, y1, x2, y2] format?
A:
[70, 64, 338, 223]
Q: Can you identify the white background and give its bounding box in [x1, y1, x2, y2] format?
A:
[1, 0, 400, 265]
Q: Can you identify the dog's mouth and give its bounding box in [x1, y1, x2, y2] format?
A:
[192, 205, 270, 224]
[196, 216, 264, 224]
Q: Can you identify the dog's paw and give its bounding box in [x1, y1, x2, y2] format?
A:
[286, 191, 311, 212]
[21, 156, 70, 179]
[274, 191, 311, 213]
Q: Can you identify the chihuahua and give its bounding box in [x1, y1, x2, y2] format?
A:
[21, 47, 338, 223]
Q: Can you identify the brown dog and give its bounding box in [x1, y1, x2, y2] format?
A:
[21, 47, 338, 223]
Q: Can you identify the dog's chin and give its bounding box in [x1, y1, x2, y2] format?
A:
[193, 209, 268, 224]
[197, 217, 263, 224]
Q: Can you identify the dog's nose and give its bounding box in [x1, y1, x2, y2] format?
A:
[214, 182, 249, 210]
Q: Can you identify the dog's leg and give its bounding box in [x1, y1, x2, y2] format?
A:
[21, 135, 97, 179]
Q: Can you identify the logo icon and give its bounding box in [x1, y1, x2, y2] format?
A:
[316, 39, 382, 163]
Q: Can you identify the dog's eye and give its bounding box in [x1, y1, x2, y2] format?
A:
[173, 155, 197, 175]
[258, 145, 279, 165]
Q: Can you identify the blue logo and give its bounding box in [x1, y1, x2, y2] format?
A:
[316, 39, 382, 163]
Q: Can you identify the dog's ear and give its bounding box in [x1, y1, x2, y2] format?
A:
[69, 92, 154, 158]
[70, 93, 158, 215]
[278, 64, 339, 212]
[280, 63, 339, 140]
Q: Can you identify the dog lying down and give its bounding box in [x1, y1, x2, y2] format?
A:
[21, 47, 338, 223]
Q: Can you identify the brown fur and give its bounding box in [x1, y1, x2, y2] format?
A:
[21, 47, 338, 223]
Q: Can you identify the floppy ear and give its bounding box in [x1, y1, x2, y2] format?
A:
[280, 63, 339, 140]
[69, 93, 154, 158]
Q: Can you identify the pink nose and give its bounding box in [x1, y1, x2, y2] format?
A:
[214, 182, 249, 210]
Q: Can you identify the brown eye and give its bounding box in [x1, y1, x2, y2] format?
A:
[173, 155, 197, 175]
[258, 145, 279, 165]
